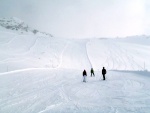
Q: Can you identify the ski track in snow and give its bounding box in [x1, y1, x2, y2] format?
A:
[86, 39, 93, 68]
[26, 36, 40, 52]
[86, 39, 145, 71]
[56, 41, 69, 69]
[0, 36, 37, 63]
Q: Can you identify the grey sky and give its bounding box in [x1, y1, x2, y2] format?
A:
[0, 0, 150, 38]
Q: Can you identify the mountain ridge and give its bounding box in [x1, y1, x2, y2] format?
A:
[0, 17, 53, 37]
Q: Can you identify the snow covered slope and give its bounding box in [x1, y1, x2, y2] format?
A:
[87, 37, 150, 71]
[0, 69, 150, 113]
[0, 26, 150, 113]
[1, 34, 149, 73]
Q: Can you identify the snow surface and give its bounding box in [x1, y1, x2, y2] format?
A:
[0, 29, 150, 113]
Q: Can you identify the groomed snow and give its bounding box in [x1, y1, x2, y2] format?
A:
[0, 31, 150, 113]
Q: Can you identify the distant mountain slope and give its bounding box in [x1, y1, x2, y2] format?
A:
[0, 17, 53, 37]
[0, 34, 150, 73]
[0, 18, 150, 72]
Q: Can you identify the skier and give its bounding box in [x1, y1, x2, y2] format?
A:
[91, 68, 95, 77]
[102, 67, 106, 80]
[83, 69, 87, 82]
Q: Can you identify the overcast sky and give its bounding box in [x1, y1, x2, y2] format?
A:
[0, 0, 150, 38]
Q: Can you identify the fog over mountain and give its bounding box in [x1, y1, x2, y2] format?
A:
[1, 0, 150, 38]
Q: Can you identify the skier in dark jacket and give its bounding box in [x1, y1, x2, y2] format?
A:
[91, 68, 95, 77]
[102, 67, 106, 80]
[83, 70, 87, 82]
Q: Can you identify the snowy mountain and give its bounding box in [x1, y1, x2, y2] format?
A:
[0, 17, 53, 37]
[0, 24, 150, 113]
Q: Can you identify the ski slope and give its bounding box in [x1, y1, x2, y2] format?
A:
[0, 69, 150, 113]
[0, 31, 150, 113]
